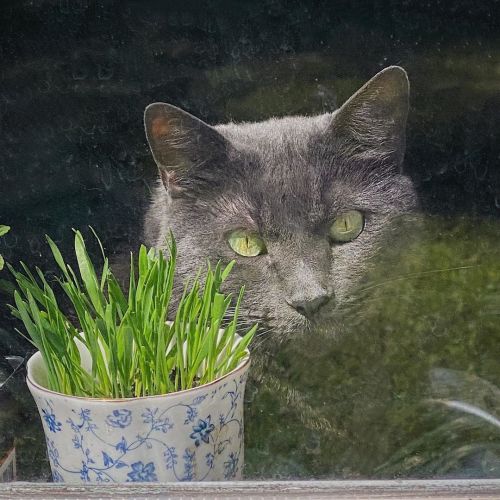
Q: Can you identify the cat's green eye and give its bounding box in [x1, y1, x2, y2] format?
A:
[329, 210, 365, 243]
[228, 230, 267, 257]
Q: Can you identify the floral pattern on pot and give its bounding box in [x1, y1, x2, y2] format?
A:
[27, 351, 250, 483]
[106, 409, 132, 429]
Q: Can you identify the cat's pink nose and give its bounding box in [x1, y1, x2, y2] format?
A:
[287, 293, 330, 317]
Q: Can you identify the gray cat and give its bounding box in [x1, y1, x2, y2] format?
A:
[143, 66, 417, 339]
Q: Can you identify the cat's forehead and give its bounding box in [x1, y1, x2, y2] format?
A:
[216, 114, 332, 154]
[214, 115, 338, 231]
[217, 113, 333, 194]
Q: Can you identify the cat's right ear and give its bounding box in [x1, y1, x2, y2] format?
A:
[144, 103, 228, 195]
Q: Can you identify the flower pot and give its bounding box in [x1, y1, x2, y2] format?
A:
[26, 344, 250, 483]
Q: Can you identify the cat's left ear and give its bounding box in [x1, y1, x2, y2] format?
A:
[330, 66, 409, 166]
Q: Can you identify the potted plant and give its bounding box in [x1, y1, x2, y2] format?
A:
[7, 230, 256, 483]
[0, 225, 10, 271]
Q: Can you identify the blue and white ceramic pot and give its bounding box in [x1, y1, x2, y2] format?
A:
[26, 347, 250, 483]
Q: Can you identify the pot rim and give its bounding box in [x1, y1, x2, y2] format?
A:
[26, 350, 250, 402]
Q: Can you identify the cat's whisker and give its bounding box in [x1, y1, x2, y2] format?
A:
[355, 264, 479, 295]
[255, 327, 273, 338]
[251, 333, 275, 351]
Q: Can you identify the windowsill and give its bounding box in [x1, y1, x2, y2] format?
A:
[0, 479, 499, 499]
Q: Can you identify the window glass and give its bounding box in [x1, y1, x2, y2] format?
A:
[0, 0, 499, 482]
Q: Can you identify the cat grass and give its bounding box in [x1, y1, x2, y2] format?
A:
[8, 230, 256, 399]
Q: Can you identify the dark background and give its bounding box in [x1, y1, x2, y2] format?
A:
[1, 1, 500, 264]
[0, 0, 500, 481]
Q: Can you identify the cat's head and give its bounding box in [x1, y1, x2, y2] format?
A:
[144, 66, 417, 339]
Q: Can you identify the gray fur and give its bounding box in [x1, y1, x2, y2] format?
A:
[143, 66, 418, 339]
